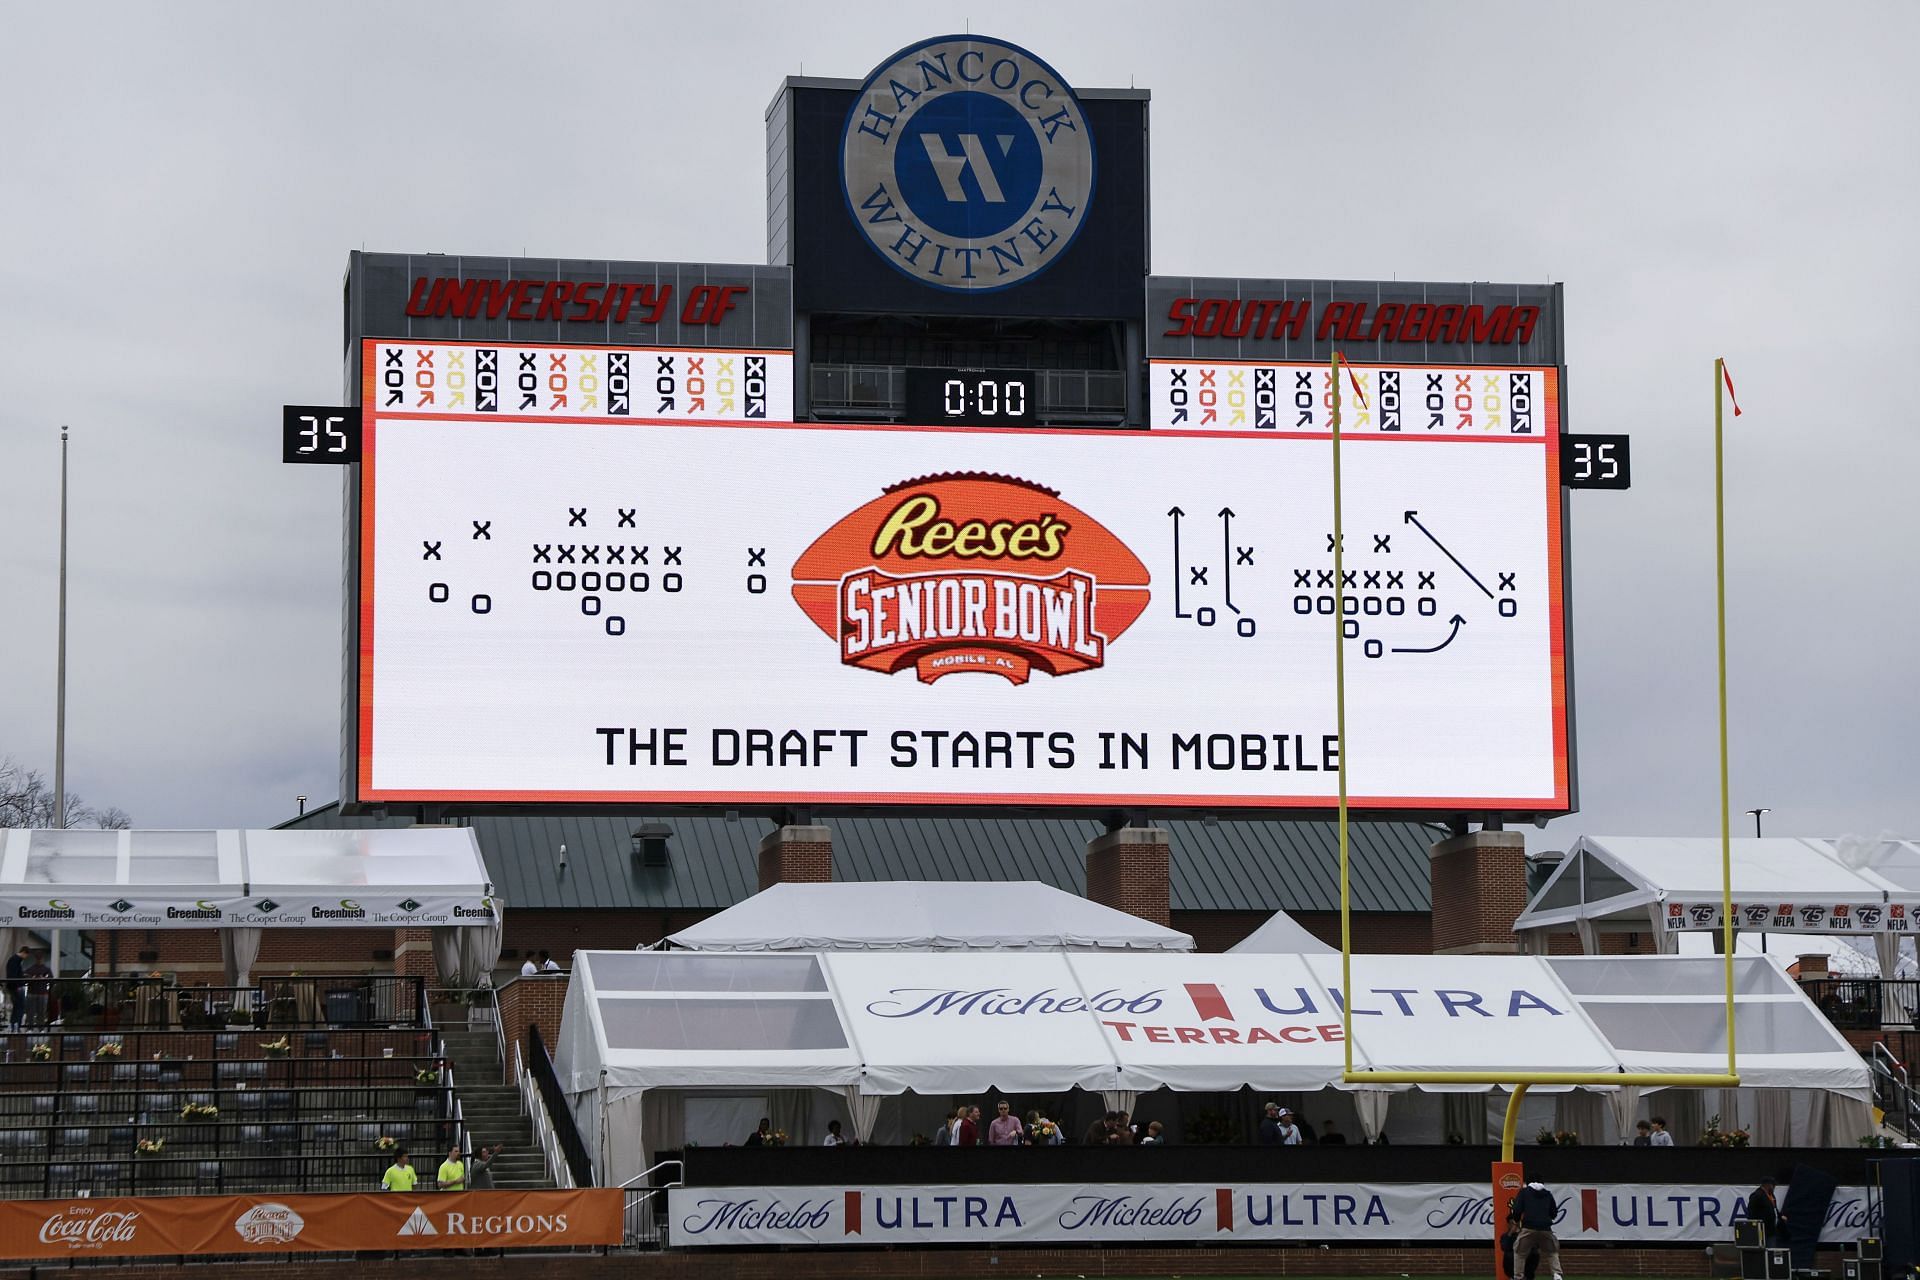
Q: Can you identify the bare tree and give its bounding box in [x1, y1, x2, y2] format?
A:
[0, 756, 131, 829]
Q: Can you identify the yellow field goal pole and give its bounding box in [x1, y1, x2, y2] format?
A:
[1327, 355, 1742, 1166]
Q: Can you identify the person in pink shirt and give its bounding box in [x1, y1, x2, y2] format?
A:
[987, 1100, 1026, 1146]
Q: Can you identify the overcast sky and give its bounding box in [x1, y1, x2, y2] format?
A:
[2, 1, 1915, 845]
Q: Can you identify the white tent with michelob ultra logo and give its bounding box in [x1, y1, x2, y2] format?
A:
[553, 948, 1870, 1186]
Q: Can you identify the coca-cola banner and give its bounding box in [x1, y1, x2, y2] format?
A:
[2, 1190, 622, 1261]
[669, 1181, 1876, 1248]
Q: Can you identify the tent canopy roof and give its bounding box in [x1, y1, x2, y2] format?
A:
[662, 881, 1195, 952]
[1227, 908, 1336, 954]
[0, 828, 495, 929]
[554, 949, 1868, 1099]
[1515, 836, 1920, 934]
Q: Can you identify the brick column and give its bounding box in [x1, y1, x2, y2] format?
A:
[393, 928, 437, 979]
[758, 824, 833, 891]
[1427, 828, 1527, 955]
[1085, 827, 1171, 927]
[498, 974, 570, 1066]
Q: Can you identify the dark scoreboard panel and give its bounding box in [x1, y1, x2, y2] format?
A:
[903, 368, 1036, 426]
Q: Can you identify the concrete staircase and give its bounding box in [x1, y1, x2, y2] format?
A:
[439, 1026, 554, 1189]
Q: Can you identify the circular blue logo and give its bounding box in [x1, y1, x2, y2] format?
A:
[841, 36, 1095, 293]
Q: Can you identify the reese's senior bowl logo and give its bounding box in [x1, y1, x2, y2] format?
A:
[791, 474, 1149, 685]
[841, 35, 1094, 292]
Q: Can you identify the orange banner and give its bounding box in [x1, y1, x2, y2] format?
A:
[1, 1189, 623, 1260]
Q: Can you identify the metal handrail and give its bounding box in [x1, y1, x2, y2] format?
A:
[1871, 1042, 1919, 1142]
[620, 1160, 683, 1250]
[618, 1157, 682, 1190]
[515, 1041, 573, 1189]
[526, 1025, 595, 1187]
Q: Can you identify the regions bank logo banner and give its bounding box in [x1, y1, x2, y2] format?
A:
[790, 474, 1150, 685]
[841, 36, 1094, 292]
[669, 1182, 1876, 1248]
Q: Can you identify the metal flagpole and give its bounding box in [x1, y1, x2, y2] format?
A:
[55, 425, 69, 831]
[53, 426, 69, 978]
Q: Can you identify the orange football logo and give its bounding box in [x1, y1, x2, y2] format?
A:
[791, 473, 1152, 684]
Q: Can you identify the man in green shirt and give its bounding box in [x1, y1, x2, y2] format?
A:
[381, 1150, 417, 1191]
[436, 1146, 467, 1192]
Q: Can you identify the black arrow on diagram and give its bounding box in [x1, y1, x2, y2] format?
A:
[1168, 506, 1192, 618]
[1392, 614, 1467, 654]
[1403, 510, 1495, 599]
[1218, 507, 1240, 614]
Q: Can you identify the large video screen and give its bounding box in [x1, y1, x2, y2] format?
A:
[354, 341, 1567, 812]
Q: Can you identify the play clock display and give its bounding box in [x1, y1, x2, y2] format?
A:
[904, 368, 1037, 426]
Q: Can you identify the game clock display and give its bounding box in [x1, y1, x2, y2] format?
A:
[904, 368, 1036, 426]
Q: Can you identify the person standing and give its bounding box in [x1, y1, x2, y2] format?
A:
[4, 946, 25, 1032]
[381, 1149, 417, 1191]
[955, 1107, 979, 1148]
[933, 1109, 955, 1146]
[1746, 1176, 1788, 1246]
[1648, 1116, 1675, 1147]
[744, 1117, 771, 1147]
[22, 952, 51, 1029]
[1274, 1108, 1303, 1145]
[519, 955, 538, 977]
[1632, 1120, 1653, 1146]
[824, 1120, 847, 1146]
[1258, 1101, 1283, 1145]
[1085, 1111, 1116, 1146]
[539, 951, 562, 973]
[436, 1145, 467, 1191]
[1507, 1180, 1563, 1280]
[987, 1100, 1024, 1146]
[1139, 1120, 1166, 1145]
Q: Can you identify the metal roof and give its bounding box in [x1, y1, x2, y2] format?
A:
[277, 805, 1437, 914]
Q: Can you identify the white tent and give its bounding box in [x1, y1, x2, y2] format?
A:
[1514, 836, 1920, 954]
[555, 949, 1871, 1184]
[1228, 907, 1336, 954]
[0, 827, 500, 990]
[660, 881, 1195, 952]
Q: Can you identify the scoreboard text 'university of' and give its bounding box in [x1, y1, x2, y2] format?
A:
[330, 34, 1575, 822]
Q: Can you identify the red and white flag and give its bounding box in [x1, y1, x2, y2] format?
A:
[1335, 351, 1369, 410]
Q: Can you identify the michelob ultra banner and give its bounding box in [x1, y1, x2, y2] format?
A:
[669, 1181, 1873, 1248]
[4, 1190, 623, 1260]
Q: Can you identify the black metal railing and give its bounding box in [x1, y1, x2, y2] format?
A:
[527, 1025, 594, 1187]
[4, 976, 428, 1030]
[0, 1080, 460, 1199]
[0, 1026, 435, 1071]
[1803, 978, 1920, 1030]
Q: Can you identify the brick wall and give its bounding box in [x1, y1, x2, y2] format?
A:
[1174, 909, 1434, 954]
[1428, 829, 1528, 954]
[99, 928, 403, 978]
[502, 908, 716, 968]
[497, 974, 570, 1067]
[1085, 827, 1170, 927]
[758, 825, 833, 890]
[0, 1244, 1774, 1279]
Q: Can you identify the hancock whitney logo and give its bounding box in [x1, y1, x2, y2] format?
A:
[840, 35, 1094, 292]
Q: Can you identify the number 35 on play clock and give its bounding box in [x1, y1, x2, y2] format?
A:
[281, 405, 362, 465]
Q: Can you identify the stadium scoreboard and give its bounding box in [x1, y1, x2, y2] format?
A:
[328, 34, 1577, 822]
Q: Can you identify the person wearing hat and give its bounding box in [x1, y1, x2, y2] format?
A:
[1745, 1176, 1787, 1247]
[1274, 1108, 1303, 1145]
[1258, 1101, 1283, 1145]
[1507, 1179, 1563, 1280]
